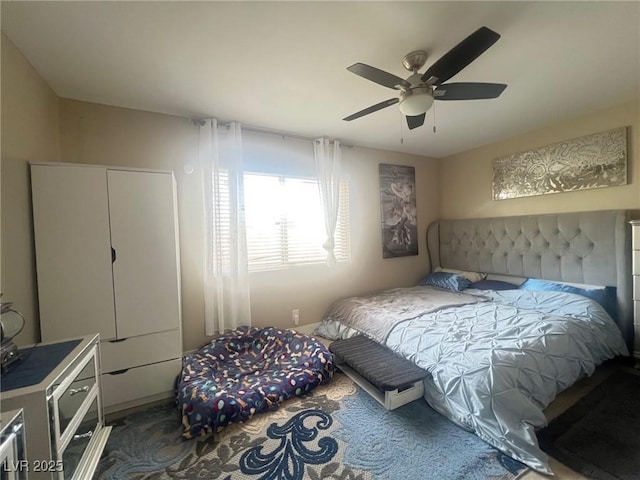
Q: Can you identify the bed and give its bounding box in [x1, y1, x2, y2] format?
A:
[315, 210, 634, 474]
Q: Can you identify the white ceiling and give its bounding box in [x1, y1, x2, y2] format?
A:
[2, 1, 639, 158]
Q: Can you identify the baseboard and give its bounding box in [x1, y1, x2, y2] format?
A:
[181, 323, 322, 358]
[291, 322, 321, 335]
[105, 391, 174, 419]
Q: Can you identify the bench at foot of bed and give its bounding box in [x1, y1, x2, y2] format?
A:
[329, 335, 428, 410]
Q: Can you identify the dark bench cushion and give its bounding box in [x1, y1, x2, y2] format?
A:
[329, 335, 428, 391]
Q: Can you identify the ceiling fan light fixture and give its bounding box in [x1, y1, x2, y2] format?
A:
[398, 88, 434, 116]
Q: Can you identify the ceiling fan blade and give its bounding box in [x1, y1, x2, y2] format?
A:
[406, 113, 426, 130]
[343, 98, 400, 121]
[347, 63, 411, 90]
[421, 27, 500, 85]
[434, 82, 507, 100]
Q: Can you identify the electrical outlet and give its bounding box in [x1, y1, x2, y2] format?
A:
[292, 309, 300, 326]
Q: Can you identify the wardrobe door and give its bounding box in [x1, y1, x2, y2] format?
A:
[107, 170, 180, 338]
[31, 165, 117, 341]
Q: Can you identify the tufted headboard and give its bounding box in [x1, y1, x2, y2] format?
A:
[426, 210, 634, 352]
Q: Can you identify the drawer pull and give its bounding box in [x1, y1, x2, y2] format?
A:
[68, 386, 91, 396]
[108, 369, 129, 375]
[73, 430, 93, 441]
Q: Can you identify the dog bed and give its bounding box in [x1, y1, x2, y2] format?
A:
[177, 326, 334, 438]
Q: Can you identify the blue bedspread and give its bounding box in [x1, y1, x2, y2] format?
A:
[386, 289, 628, 474]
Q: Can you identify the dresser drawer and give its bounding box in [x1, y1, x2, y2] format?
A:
[633, 224, 640, 250]
[634, 250, 640, 274]
[101, 329, 181, 373]
[634, 278, 640, 301]
[57, 358, 96, 437]
[102, 359, 182, 409]
[61, 396, 99, 480]
[50, 345, 99, 447]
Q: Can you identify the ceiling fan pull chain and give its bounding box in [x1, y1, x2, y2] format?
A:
[433, 100, 437, 133]
[400, 112, 404, 144]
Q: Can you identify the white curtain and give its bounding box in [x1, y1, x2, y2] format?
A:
[199, 119, 251, 335]
[313, 138, 342, 266]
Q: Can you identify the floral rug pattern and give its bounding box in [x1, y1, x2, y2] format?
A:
[95, 374, 525, 480]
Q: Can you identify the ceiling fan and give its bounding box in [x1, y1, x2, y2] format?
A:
[343, 26, 507, 130]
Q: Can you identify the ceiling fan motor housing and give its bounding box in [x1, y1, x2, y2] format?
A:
[402, 50, 429, 72]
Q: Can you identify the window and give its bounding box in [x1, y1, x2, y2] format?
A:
[212, 169, 232, 272]
[243, 173, 350, 272]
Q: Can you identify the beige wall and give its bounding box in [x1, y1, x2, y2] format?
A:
[1, 33, 60, 345]
[59, 99, 440, 351]
[249, 145, 440, 335]
[7, 29, 635, 354]
[58, 100, 205, 350]
[0, 31, 439, 352]
[439, 101, 640, 219]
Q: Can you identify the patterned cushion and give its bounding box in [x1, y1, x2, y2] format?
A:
[434, 266, 487, 282]
[177, 326, 334, 438]
[418, 272, 471, 291]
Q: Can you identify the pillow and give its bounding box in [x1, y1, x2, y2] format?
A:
[419, 272, 471, 291]
[518, 278, 617, 319]
[434, 266, 487, 283]
[469, 279, 519, 291]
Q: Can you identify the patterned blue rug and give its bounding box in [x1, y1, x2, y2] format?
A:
[95, 373, 526, 479]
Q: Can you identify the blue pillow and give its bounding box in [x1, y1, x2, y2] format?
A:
[518, 278, 617, 319]
[419, 272, 471, 291]
[469, 279, 519, 291]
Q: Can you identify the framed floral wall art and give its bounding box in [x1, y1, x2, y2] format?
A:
[379, 164, 418, 258]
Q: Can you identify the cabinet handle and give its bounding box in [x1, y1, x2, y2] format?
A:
[108, 369, 129, 375]
[68, 385, 90, 396]
[111, 247, 117, 263]
[73, 430, 93, 441]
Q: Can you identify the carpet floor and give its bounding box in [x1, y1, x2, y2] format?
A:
[537, 368, 640, 480]
[95, 373, 526, 480]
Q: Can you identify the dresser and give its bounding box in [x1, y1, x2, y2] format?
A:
[0, 335, 111, 479]
[631, 220, 640, 363]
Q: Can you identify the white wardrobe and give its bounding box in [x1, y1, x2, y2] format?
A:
[31, 162, 183, 413]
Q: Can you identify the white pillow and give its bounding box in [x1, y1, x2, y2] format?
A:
[434, 266, 487, 283]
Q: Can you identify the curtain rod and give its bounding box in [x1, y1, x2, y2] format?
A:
[191, 118, 353, 149]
